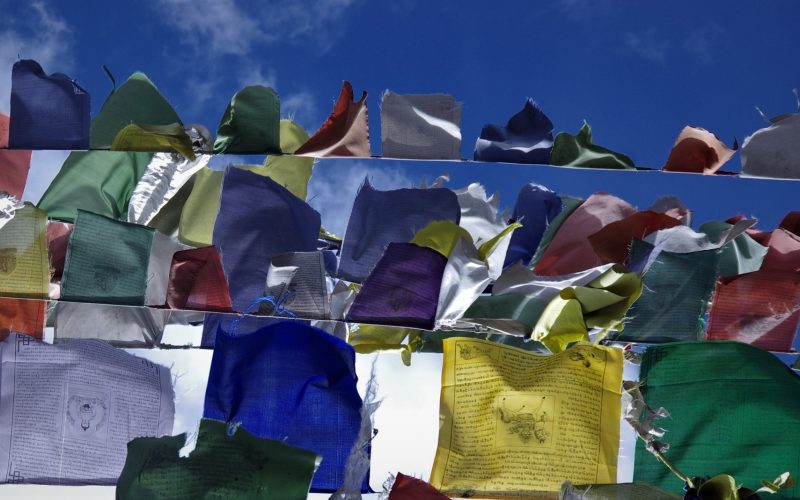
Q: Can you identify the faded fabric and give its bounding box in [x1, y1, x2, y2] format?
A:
[381, 91, 462, 159]
[662, 125, 736, 174]
[111, 123, 195, 160]
[262, 251, 328, 320]
[0, 204, 49, 299]
[504, 183, 562, 267]
[0, 114, 32, 199]
[90, 72, 181, 149]
[296, 81, 370, 157]
[741, 113, 800, 179]
[633, 341, 800, 499]
[144, 232, 188, 306]
[550, 122, 635, 169]
[338, 179, 459, 282]
[213, 86, 280, 154]
[534, 193, 636, 276]
[699, 220, 767, 276]
[345, 243, 447, 330]
[0, 298, 45, 341]
[54, 301, 166, 347]
[473, 99, 553, 164]
[61, 210, 154, 306]
[588, 211, 682, 265]
[761, 228, 800, 272]
[166, 245, 232, 312]
[203, 321, 365, 492]
[706, 270, 800, 352]
[116, 419, 319, 500]
[561, 482, 679, 499]
[9, 59, 90, 150]
[177, 167, 222, 247]
[389, 473, 451, 500]
[37, 151, 152, 222]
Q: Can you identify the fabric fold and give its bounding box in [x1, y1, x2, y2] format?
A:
[381, 91, 462, 159]
[213, 85, 280, 154]
[550, 121, 635, 169]
[111, 123, 196, 160]
[295, 81, 370, 157]
[504, 183, 562, 267]
[166, 245, 232, 312]
[474, 99, 553, 164]
[662, 125, 737, 174]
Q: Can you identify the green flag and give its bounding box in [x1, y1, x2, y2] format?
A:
[116, 419, 319, 500]
[256, 119, 314, 199]
[213, 85, 280, 154]
[551, 122, 635, 169]
[177, 167, 222, 247]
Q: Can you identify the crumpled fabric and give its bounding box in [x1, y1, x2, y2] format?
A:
[534, 193, 637, 275]
[54, 301, 167, 347]
[588, 211, 682, 265]
[741, 107, 800, 179]
[203, 320, 366, 492]
[262, 251, 329, 320]
[346, 243, 447, 330]
[90, 71, 182, 149]
[706, 270, 800, 352]
[504, 183, 562, 267]
[642, 218, 756, 254]
[387, 473, 451, 500]
[338, 179, 460, 283]
[550, 121, 635, 169]
[473, 99, 553, 164]
[213, 85, 280, 154]
[0, 114, 32, 200]
[0, 192, 24, 231]
[111, 123, 196, 160]
[177, 167, 222, 247]
[37, 150, 152, 222]
[531, 265, 642, 352]
[648, 196, 691, 225]
[698, 220, 767, 276]
[662, 125, 737, 174]
[434, 236, 492, 328]
[0, 298, 45, 341]
[296, 81, 370, 157]
[166, 245, 232, 312]
[9, 59, 90, 150]
[761, 228, 800, 272]
[381, 91, 462, 159]
[347, 324, 419, 366]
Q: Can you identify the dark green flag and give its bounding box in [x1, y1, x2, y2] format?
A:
[551, 121, 635, 169]
[213, 86, 280, 154]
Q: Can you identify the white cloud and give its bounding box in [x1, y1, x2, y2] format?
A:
[306, 161, 414, 236]
[236, 64, 277, 89]
[684, 23, 725, 65]
[0, 1, 72, 113]
[281, 91, 320, 131]
[625, 30, 669, 64]
[22, 149, 70, 202]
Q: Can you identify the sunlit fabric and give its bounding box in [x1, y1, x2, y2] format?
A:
[111, 123, 196, 160]
[662, 125, 737, 174]
[503, 183, 561, 267]
[296, 81, 370, 157]
[741, 113, 800, 179]
[9, 59, 90, 150]
[534, 193, 636, 276]
[263, 251, 329, 319]
[37, 151, 152, 222]
[0, 204, 49, 299]
[473, 99, 553, 164]
[54, 301, 167, 347]
[203, 320, 365, 492]
[699, 220, 767, 276]
[381, 91, 462, 159]
[177, 167, 222, 247]
[345, 243, 446, 329]
[90, 72, 181, 149]
[761, 228, 800, 272]
[588, 211, 681, 265]
[529, 195, 583, 266]
[166, 245, 232, 312]
[61, 210, 154, 306]
[117, 419, 319, 500]
[0, 114, 32, 199]
[706, 270, 800, 352]
[213, 86, 280, 154]
[550, 121, 635, 169]
[338, 179, 459, 282]
[257, 120, 314, 199]
[633, 342, 800, 499]
[615, 241, 719, 342]
[389, 473, 451, 500]
[0, 298, 45, 341]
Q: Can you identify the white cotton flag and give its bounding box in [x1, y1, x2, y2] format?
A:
[381, 91, 462, 160]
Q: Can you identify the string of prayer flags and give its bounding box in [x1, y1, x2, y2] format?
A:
[177, 167, 222, 247]
[90, 71, 181, 149]
[9, 59, 90, 150]
[111, 123, 196, 160]
[534, 193, 636, 276]
[0, 334, 174, 484]
[54, 301, 167, 347]
[429, 339, 622, 497]
[504, 183, 562, 267]
[166, 245, 232, 312]
[473, 99, 553, 164]
[263, 251, 329, 320]
[295, 81, 370, 157]
[760, 228, 800, 272]
[345, 242, 447, 329]
[698, 220, 767, 276]
[61, 210, 154, 306]
[587, 211, 682, 265]
[338, 179, 460, 282]
[37, 151, 152, 222]
[0, 204, 49, 299]
[633, 341, 800, 499]
[203, 321, 365, 492]
[0, 114, 32, 199]
[0, 298, 45, 341]
[387, 473, 451, 500]
[706, 270, 800, 352]
[550, 121, 635, 169]
[116, 419, 319, 500]
[661, 126, 737, 174]
[741, 110, 800, 179]
[381, 91, 462, 160]
[257, 119, 314, 199]
[213, 86, 280, 154]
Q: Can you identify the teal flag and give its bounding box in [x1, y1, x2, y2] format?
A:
[213, 86, 280, 154]
[61, 210, 154, 305]
[550, 122, 635, 169]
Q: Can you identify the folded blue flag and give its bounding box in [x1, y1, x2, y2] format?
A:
[473, 99, 553, 164]
[203, 320, 366, 493]
[338, 178, 460, 282]
[9, 59, 90, 150]
[504, 183, 563, 267]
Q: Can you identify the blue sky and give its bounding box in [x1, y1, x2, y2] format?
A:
[1, 0, 799, 232]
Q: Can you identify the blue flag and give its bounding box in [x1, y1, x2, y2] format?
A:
[473, 99, 553, 164]
[504, 183, 562, 267]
